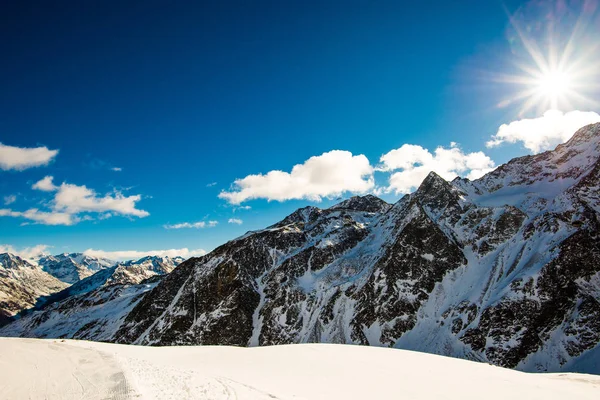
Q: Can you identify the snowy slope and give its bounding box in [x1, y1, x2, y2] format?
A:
[1, 338, 599, 400]
[0, 254, 68, 326]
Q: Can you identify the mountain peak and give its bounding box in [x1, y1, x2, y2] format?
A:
[564, 122, 600, 147]
[329, 194, 391, 213]
[414, 171, 454, 198]
[0, 253, 31, 269]
[411, 171, 464, 217]
[423, 170, 443, 183]
[275, 206, 322, 227]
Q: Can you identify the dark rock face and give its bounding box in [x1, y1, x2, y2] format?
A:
[459, 227, 600, 369]
[351, 201, 466, 346]
[8, 123, 600, 374]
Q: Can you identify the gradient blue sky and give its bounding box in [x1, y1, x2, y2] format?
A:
[1, 0, 599, 259]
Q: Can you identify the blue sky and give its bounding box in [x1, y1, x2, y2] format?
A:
[1, 0, 600, 259]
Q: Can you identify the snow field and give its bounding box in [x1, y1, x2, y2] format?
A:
[2, 338, 599, 399]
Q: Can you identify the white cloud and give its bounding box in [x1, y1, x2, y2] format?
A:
[53, 183, 149, 218]
[228, 218, 243, 225]
[0, 143, 58, 171]
[219, 150, 374, 204]
[379, 143, 495, 194]
[235, 205, 251, 211]
[3, 195, 16, 205]
[83, 248, 207, 261]
[164, 220, 218, 229]
[486, 110, 600, 153]
[3, 178, 148, 226]
[111, 167, 123, 172]
[0, 208, 78, 226]
[206, 182, 217, 187]
[32, 176, 58, 191]
[0, 244, 50, 259]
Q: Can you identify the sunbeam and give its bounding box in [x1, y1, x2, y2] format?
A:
[496, 0, 600, 116]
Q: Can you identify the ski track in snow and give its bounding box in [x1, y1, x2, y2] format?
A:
[0, 338, 136, 400]
[2, 338, 600, 400]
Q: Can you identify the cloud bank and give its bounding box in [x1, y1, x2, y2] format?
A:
[0, 143, 58, 171]
[219, 150, 374, 204]
[487, 110, 600, 153]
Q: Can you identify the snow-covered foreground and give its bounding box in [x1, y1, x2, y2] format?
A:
[1, 338, 599, 400]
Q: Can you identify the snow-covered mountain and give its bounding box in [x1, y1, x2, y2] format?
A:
[0, 255, 182, 340]
[0, 253, 69, 326]
[3, 123, 600, 374]
[113, 123, 600, 373]
[38, 253, 115, 284]
[118, 255, 184, 278]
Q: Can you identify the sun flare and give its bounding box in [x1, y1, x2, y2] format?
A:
[494, 2, 600, 117]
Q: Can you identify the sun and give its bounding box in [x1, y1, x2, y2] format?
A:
[534, 70, 573, 109]
[537, 70, 571, 97]
[492, 2, 600, 117]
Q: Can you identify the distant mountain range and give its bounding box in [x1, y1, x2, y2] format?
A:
[0, 253, 69, 326]
[0, 252, 183, 327]
[2, 123, 600, 374]
[38, 253, 115, 284]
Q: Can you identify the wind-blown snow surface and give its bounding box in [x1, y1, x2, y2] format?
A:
[1, 338, 599, 400]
